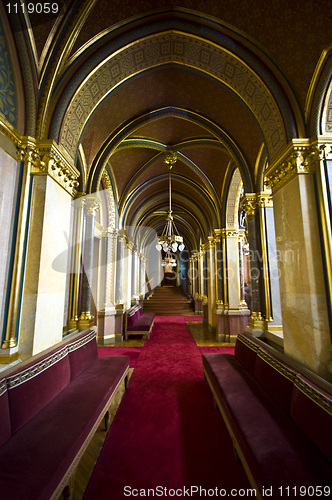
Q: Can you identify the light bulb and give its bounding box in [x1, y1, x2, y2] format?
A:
[156, 244, 162, 251]
[172, 242, 178, 252]
[179, 243, 185, 251]
[163, 243, 168, 252]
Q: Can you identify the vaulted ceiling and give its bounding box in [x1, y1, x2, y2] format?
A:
[5, 0, 332, 251]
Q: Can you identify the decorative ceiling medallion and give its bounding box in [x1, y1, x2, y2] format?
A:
[59, 32, 286, 161]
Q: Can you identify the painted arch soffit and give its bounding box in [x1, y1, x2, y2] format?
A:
[125, 190, 212, 237]
[121, 174, 218, 231]
[89, 106, 252, 194]
[57, 31, 287, 162]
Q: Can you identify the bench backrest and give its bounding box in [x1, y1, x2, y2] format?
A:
[235, 333, 332, 463]
[126, 305, 142, 328]
[0, 378, 10, 447]
[1, 329, 97, 437]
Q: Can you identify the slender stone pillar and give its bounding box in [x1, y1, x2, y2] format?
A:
[78, 196, 100, 330]
[16, 140, 79, 356]
[266, 140, 332, 379]
[138, 253, 146, 300]
[258, 193, 284, 347]
[125, 238, 134, 310]
[214, 229, 226, 342]
[241, 194, 265, 337]
[115, 230, 126, 304]
[207, 237, 216, 332]
[67, 195, 85, 331]
[1, 140, 34, 360]
[96, 228, 117, 345]
[222, 228, 250, 342]
[131, 249, 138, 299]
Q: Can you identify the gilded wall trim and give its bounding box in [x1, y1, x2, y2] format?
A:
[102, 169, 116, 229]
[59, 31, 286, 160]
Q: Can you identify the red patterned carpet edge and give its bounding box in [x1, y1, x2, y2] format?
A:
[85, 316, 250, 499]
[98, 347, 142, 367]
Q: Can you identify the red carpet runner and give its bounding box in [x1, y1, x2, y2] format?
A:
[84, 317, 250, 499]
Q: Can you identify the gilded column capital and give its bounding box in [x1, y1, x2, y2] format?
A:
[20, 139, 80, 196]
[240, 193, 259, 215]
[265, 139, 332, 194]
[17, 138, 38, 163]
[257, 193, 273, 208]
[222, 228, 239, 238]
[101, 227, 117, 238]
[207, 236, 216, 248]
[126, 237, 135, 251]
[213, 228, 222, 243]
[84, 196, 100, 217]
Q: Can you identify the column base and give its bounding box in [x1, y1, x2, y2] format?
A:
[77, 312, 95, 331]
[216, 308, 250, 343]
[67, 318, 78, 330]
[194, 295, 203, 315]
[0, 346, 19, 364]
[202, 299, 208, 325]
[245, 312, 266, 338]
[97, 307, 125, 343]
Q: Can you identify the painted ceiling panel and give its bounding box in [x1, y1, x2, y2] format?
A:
[81, 66, 262, 173]
[67, 0, 331, 108]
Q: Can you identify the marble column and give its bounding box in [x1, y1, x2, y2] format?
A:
[67, 195, 85, 331]
[125, 238, 134, 310]
[241, 194, 266, 337]
[223, 228, 250, 342]
[1, 140, 34, 361]
[266, 140, 332, 379]
[131, 249, 138, 300]
[258, 193, 284, 347]
[214, 229, 226, 342]
[17, 141, 79, 356]
[138, 253, 146, 301]
[96, 228, 117, 345]
[78, 196, 100, 330]
[207, 237, 217, 332]
[115, 230, 126, 304]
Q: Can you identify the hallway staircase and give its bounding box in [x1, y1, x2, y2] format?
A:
[143, 286, 194, 315]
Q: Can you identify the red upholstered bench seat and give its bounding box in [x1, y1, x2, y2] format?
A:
[124, 305, 155, 340]
[202, 333, 332, 499]
[0, 329, 129, 500]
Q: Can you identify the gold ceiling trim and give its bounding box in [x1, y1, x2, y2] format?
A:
[37, 0, 98, 139]
[305, 44, 332, 125]
[59, 31, 286, 161]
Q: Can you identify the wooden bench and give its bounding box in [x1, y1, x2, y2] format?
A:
[202, 332, 332, 499]
[124, 304, 155, 340]
[0, 328, 129, 500]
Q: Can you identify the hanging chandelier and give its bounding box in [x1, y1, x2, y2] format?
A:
[156, 152, 185, 256]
